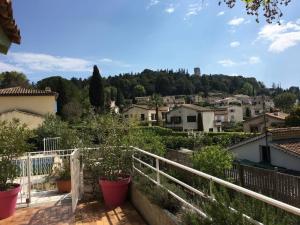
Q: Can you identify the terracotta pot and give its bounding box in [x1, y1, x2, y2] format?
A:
[56, 180, 71, 193]
[0, 184, 21, 220]
[99, 176, 131, 208]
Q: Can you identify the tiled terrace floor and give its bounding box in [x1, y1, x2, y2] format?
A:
[0, 201, 146, 225]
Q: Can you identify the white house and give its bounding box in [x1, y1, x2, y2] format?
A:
[123, 104, 169, 124]
[165, 104, 220, 132]
[229, 127, 300, 172]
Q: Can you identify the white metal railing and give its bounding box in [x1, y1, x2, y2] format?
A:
[71, 148, 81, 213]
[131, 146, 300, 223]
[43, 137, 61, 152]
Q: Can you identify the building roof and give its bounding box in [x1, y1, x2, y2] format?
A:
[0, 109, 44, 118]
[177, 104, 214, 112]
[123, 104, 169, 113]
[243, 112, 288, 123]
[0, 0, 21, 44]
[271, 140, 300, 158]
[0, 86, 58, 97]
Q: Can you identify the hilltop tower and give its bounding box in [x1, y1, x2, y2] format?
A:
[194, 67, 201, 76]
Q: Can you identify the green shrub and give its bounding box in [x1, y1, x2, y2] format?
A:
[192, 146, 233, 179]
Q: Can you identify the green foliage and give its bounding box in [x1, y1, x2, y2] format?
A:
[37, 76, 80, 116]
[0, 120, 32, 191]
[89, 65, 105, 112]
[128, 129, 166, 156]
[83, 114, 133, 180]
[61, 100, 83, 122]
[35, 115, 85, 149]
[50, 158, 71, 181]
[240, 82, 254, 96]
[285, 106, 300, 127]
[274, 92, 297, 113]
[192, 146, 233, 179]
[133, 84, 146, 97]
[0, 71, 30, 88]
[134, 175, 182, 214]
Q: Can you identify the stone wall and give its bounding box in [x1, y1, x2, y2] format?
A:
[82, 166, 101, 201]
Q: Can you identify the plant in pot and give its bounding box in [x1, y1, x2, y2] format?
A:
[83, 114, 133, 208]
[0, 120, 31, 220]
[50, 159, 71, 193]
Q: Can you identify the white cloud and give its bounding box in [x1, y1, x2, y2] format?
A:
[218, 59, 236, 67]
[0, 52, 131, 73]
[0, 62, 23, 72]
[7, 52, 92, 72]
[185, 3, 202, 18]
[248, 56, 261, 64]
[165, 5, 175, 14]
[228, 17, 245, 26]
[230, 41, 240, 48]
[147, 0, 159, 9]
[257, 20, 300, 53]
[217, 11, 225, 16]
[218, 56, 261, 67]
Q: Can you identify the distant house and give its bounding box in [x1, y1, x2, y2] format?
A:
[165, 104, 220, 132]
[229, 127, 300, 172]
[123, 104, 169, 124]
[0, 86, 58, 129]
[135, 96, 151, 105]
[243, 111, 288, 133]
[0, 0, 21, 54]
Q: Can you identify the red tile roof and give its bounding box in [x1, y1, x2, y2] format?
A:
[0, 86, 58, 96]
[0, 0, 21, 44]
[273, 140, 300, 157]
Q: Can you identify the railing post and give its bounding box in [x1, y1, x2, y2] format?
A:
[156, 158, 160, 185]
[43, 138, 46, 152]
[26, 152, 31, 206]
[209, 178, 214, 198]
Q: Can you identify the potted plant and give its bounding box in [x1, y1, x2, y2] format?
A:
[84, 114, 133, 208]
[50, 159, 71, 193]
[0, 120, 31, 219]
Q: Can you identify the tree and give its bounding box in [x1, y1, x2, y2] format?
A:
[149, 93, 163, 125]
[133, 84, 146, 97]
[274, 92, 297, 113]
[285, 107, 300, 127]
[221, 0, 292, 24]
[192, 145, 233, 179]
[37, 76, 80, 115]
[240, 82, 253, 96]
[0, 71, 30, 88]
[61, 100, 83, 122]
[89, 65, 104, 112]
[116, 88, 125, 109]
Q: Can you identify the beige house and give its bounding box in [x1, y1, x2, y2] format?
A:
[165, 104, 220, 132]
[243, 111, 288, 133]
[0, 86, 58, 129]
[229, 127, 300, 172]
[123, 104, 169, 124]
[0, 0, 21, 54]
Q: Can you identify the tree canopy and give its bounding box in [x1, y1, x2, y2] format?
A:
[0, 71, 30, 88]
[274, 92, 297, 113]
[89, 65, 105, 112]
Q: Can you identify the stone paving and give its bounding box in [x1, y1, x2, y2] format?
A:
[0, 201, 146, 225]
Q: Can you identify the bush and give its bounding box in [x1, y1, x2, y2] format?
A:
[192, 146, 233, 179]
[0, 120, 32, 191]
[35, 115, 87, 149]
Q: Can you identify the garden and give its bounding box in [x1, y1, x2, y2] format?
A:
[0, 114, 299, 224]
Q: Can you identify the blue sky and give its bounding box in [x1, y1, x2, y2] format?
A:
[0, 0, 300, 88]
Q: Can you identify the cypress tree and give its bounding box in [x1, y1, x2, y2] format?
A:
[89, 65, 104, 112]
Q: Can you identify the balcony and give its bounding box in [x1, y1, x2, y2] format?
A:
[2, 147, 300, 225]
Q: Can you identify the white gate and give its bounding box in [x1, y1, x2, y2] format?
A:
[70, 149, 81, 212]
[43, 137, 61, 152]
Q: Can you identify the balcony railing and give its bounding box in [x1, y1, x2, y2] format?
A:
[132, 146, 300, 224]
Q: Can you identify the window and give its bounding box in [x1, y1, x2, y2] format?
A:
[209, 128, 213, 132]
[171, 116, 181, 124]
[187, 116, 197, 122]
[217, 127, 221, 132]
[140, 114, 145, 121]
[230, 109, 235, 113]
[161, 112, 166, 120]
[260, 145, 271, 163]
[151, 113, 156, 121]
